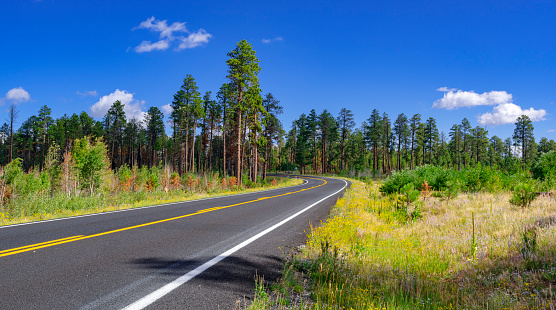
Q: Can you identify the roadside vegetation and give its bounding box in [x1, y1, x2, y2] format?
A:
[250, 165, 556, 309]
[0, 139, 301, 226]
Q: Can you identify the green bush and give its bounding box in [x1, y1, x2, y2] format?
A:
[509, 182, 539, 208]
[14, 170, 50, 196]
[398, 183, 419, 207]
[380, 164, 536, 195]
[72, 137, 109, 194]
[2, 158, 23, 185]
[532, 150, 556, 181]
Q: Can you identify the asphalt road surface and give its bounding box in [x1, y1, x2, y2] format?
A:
[0, 176, 348, 310]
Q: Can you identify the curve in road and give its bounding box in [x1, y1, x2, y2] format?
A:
[0, 176, 347, 309]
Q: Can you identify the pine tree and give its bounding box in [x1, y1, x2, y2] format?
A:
[318, 110, 338, 173]
[513, 115, 535, 170]
[337, 108, 355, 171]
[424, 117, 438, 165]
[216, 83, 234, 176]
[307, 109, 319, 173]
[262, 93, 283, 179]
[104, 100, 126, 169]
[461, 118, 471, 168]
[37, 105, 53, 169]
[409, 113, 421, 169]
[393, 113, 409, 171]
[226, 39, 261, 183]
[365, 109, 382, 171]
[145, 107, 165, 167]
[449, 124, 462, 170]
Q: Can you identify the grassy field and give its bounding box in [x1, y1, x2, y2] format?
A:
[250, 178, 556, 309]
[0, 176, 302, 226]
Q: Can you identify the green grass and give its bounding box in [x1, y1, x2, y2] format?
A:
[255, 178, 556, 309]
[0, 176, 302, 226]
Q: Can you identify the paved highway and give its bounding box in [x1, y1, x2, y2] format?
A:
[0, 176, 347, 309]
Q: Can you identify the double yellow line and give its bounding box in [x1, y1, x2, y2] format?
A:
[0, 177, 326, 258]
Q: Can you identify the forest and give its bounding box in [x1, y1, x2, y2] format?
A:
[1, 39, 556, 204]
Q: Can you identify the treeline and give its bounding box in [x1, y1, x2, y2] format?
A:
[2, 39, 556, 184]
[281, 109, 556, 176]
[0, 40, 285, 185]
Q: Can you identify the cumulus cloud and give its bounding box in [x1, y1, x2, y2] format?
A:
[90, 89, 147, 122]
[161, 104, 173, 116]
[77, 90, 98, 97]
[132, 17, 212, 53]
[477, 103, 547, 126]
[433, 89, 512, 110]
[5, 87, 31, 103]
[433, 87, 548, 126]
[177, 29, 212, 50]
[262, 36, 283, 44]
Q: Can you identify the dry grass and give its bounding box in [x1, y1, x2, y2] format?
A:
[0, 177, 303, 226]
[259, 179, 556, 309]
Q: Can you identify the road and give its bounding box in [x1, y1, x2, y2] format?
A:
[0, 176, 347, 309]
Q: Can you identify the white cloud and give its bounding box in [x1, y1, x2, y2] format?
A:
[477, 103, 547, 126]
[433, 90, 512, 110]
[134, 39, 170, 53]
[436, 87, 458, 92]
[132, 17, 211, 53]
[134, 16, 187, 39]
[433, 87, 548, 126]
[77, 90, 98, 97]
[548, 129, 556, 133]
[90, 89, 147, 122]
[262, 36, 283, 44]
[161, 104, 173, 116]
[5, 87, 31, 103]
[177, 29, 212, 50]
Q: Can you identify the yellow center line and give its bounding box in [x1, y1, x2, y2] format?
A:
[0, 177, 328, 258]
[0, 235, 85, 255]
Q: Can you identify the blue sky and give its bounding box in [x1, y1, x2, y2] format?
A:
[1, 0, 555, 141]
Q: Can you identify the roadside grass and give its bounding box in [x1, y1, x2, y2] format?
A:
[0, 176, 302, 226]
[250, 178, 556, 309]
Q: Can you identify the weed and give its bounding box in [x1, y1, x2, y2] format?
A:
[282, 178, 556, 309]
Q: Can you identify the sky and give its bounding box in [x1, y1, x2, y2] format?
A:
[1, 0, 556, 141]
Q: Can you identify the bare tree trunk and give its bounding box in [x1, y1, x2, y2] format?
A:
[8, 104, 18, 163]
[223, 113, 227, 176]
[191, 118, 197, 174]
[236, 108, 242, 183]
[263, 138, 269, 180]
[241, 113, 248, 181]
[252, 113, 258, 182]
[185, 121, 190, 173]
[209, 118, 214, 173]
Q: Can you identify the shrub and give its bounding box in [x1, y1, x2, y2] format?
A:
[3, 158, 23, 186]
[441, 180, 459, 201]
[117, 165, 133, 191]
[532, 150, 556, 181]
[72, 137, 109, 194]
[509, 182, 539, 208]
[170, 173, 181, 190]
[398, 183, 419, 207]
[13, 170, 50, 196]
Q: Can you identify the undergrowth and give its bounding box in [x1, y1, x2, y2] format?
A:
[254, 177, 556, 309]
[0, 172, 301, 226]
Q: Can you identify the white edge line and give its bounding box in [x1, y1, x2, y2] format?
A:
[121, 179, 347, 310]
[0, 179, 308, 230]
